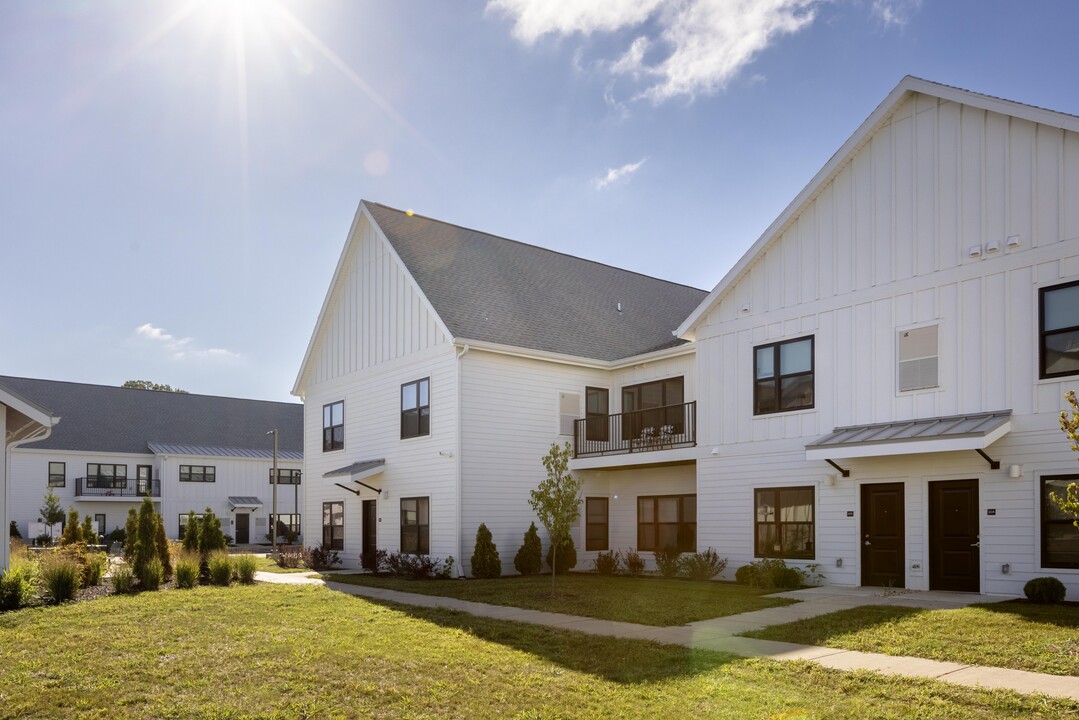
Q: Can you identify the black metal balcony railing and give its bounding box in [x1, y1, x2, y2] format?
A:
[573, 401, 696, 458]
[75, 477, 161, 498]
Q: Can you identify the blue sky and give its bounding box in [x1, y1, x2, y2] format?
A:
[3, 0, 1077, 402]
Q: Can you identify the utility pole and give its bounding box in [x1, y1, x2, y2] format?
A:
[267, 429, 278, 552]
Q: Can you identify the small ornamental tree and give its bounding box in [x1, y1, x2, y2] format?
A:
[181, 511, 201, 554]
[514, 522, 543, 576]
[133, 498, 159, 586]
[470, 523, 502, 579]
[1055, 391, 1079, 526]
[39, 488, 65, 542]
[155, 514, 173, 579]
[59, 508, 83, 547]
[123, 508, 138, 561]
[198, 509, 227, 558]
[81, 515, 97, 545]
[528, 442, 583, 593]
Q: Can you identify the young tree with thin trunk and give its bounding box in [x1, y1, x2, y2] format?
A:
[1055, 391, 1079, 524]
[39, 488, 64, 543]
[528, 442, 582, 594]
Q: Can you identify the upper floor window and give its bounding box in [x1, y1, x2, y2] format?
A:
[269, 468, 302, 485]
[622, 377, 685, 439]
[898, 326, 939, 392]
[86, 463, 127, 489]
[754, 336, 814, 415]
[401, 379, 430, 439]
[585, 387, 609, 442]
[179, 465, 215, 483]
[323, 401, 344, 451]
[48, 461, 66, 488]
[1040, 281, 1079, 378]
[1041, 475, 1079, 568]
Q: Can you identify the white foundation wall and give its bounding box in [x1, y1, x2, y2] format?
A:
[302, 343, 459, 566]
[458, 349, 695, 575]
[698, 413, 1079, 597]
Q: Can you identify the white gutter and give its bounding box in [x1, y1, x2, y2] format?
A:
[451, 338, 694, 371]
[454, 343, 470, 577]
[4, 423, 55, 571]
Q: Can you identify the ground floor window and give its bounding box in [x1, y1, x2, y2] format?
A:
[400, 497, 430, 555]
[637, 495, 695, 552]
[323, 502, 344, 550]
[94, 514, 106, 540]
[585, 497, 609, 551]
[270, 513, 301, 537]
[754, 486, 815, 559]
[1042, 475, 1079, 569]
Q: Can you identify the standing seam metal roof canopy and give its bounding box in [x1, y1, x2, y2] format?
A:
[366, 202, 708, 361]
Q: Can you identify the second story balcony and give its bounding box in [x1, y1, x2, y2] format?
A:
[573, 401, 696, 459]
[75, 476, 161, 499]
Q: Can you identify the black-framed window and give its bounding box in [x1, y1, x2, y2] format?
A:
[269, 468, 302, 485]
[622, 377, 685, 439]
[179, 513, 205, 540]
[1042, 475, 1079, 568]
[754, 486, 815, 559]
[400, 497, 430, 554]
[585, 497, 609, 551]
[754, 336, 814, 415]
[48, 461, 66, 488]
[322, 501, 344, 550]
[94, 514, 106, 540]
[585, 387, 609, 442]
[323, 401, 344, 451]
[270, 513, 301, 536]
[401, 379, 430, 439]
[179, 465, 216, 483]
[86, 463, 128, 489]
[637, 495, 695, 552]
[1040, 281, 1079, 378]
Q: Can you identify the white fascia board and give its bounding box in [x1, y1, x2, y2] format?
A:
[805, 420, 1011, 461]
[675, 76, 1079, 339]
[0, 387, 58, 435]
[454, 338, 694, 370]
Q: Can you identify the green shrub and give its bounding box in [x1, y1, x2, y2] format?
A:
[105, 526, 126, 547]
[734, 558, 804, 589]
[155, 515, 173, 580]
[545, 534, 577, 574]
[276, 549, 307, 569]
[83, 552, 107, 587]
[208, 551, 232, 586]
[623, 549, 646, 577]
[199, 511, 227, 557]
[0, 563, 37, 610]
[470, 524, 502, 579]
[308, 543, 342, 571]
[513, 522, 543, 576]
[682, 548, 729, 581]
[654, 547, 684, 578]
[379, 551, 455, 579]
[174, 553, 200, 589]
[111, 564, 135, 594]
[1024, 576, 1067, 604]
[734, 564, 756, 585]
[593, 550, 621, 575]
[9, 520, 22, 539]
[81, 515, 97, 545]
[59, 508, 83, 547]
[234, 555, 258, 585]
[41, 554, 81, 603]
[139, 557, 164, 591]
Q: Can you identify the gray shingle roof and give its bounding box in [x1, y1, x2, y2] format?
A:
[0, 376, 303, 456]
[366, 202, 708, 361]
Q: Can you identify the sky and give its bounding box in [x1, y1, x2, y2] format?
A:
[3, 0, 1078, 403]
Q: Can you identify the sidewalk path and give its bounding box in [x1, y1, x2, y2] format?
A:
[323, 580, 1079, 703]
[254, 570, 324, 585]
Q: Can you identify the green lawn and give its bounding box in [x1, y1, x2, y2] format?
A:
[246, 553, 314, 574]
[0, 586, 1074, 719]
[327, 573, 797, 626]
[744, 601, 1079, 676]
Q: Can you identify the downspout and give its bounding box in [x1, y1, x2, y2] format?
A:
[4, 424, 54, 570]
[455, 343, 470, 577]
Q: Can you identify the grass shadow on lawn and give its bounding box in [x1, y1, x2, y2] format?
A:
[976, 599, 1079, 628]
[354, 593, 741, 684]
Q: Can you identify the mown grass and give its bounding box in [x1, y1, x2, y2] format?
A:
[327, 573, 796, 626]
[0, 585, 1075, 719]
[247, 553, 313, 574]
[744, 601, 1079, 676]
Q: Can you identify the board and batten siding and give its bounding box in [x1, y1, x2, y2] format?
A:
[459, 349, 695, 575]
[694, 91, 1079, 595]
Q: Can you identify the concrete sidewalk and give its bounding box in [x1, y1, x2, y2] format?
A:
[322, 580, 1079, 703]
[254, 570, 323, 585]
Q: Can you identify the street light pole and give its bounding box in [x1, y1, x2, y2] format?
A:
[267, 429, 278, 552]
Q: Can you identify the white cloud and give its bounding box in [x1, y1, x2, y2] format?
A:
[134, 323, 241, 363]
[594, 158, 647, 190]
[871, 0, 922, 28]
[488, 0, 820, 103]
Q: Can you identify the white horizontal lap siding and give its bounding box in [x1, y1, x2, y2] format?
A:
[303, 344, 458, 564]
[1, 409, 7, 570]
[7, 448, 156, 539]
[161, 455, 303, 540]
[310, 214, 447, 387]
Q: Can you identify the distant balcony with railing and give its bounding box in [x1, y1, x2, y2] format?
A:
[75, 476, 161, 498]
[573, 401, 696, 459]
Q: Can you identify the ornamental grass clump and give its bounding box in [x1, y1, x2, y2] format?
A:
[40, 553, 80, 603]
[470, 523, 501, 579]
[208, 551, 232, 586]
[0, 561, 38, 611]
[233, 554, 258, 585]
[111, 564, 136, 594]
[174, 553, 200, 589]
[82, 552, 107, 587]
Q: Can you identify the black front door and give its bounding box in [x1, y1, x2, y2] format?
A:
[362, 500, 377, 571]
[929, 479, 980, 592]
[861, 482, 905, 588]
[235, 513, 250, 545]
